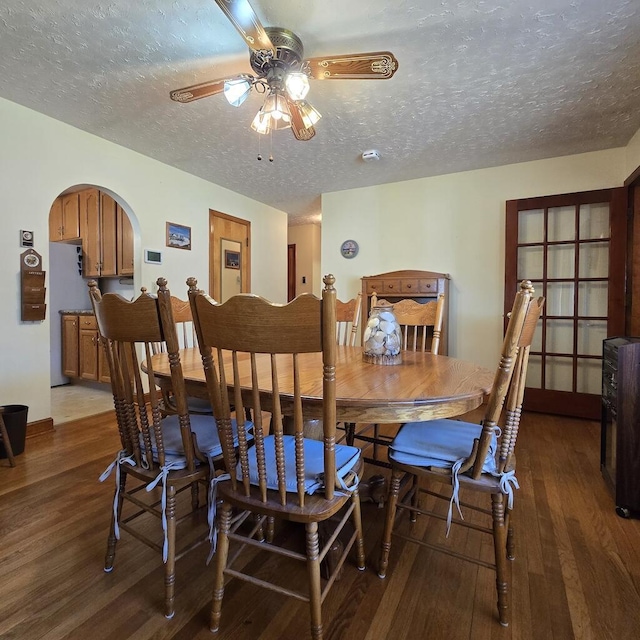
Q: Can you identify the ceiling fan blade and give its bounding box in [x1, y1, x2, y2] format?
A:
[304, 51, 398, 80]
[287, 99, 316, 141]
[213, 0, 276, 55]
[170, 75, 249, 103]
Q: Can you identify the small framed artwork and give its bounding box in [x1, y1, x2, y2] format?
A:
[166, 222, 191, 250]
[225, 249, 240, 269]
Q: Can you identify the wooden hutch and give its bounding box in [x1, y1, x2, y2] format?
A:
[361, 269, 451, 354]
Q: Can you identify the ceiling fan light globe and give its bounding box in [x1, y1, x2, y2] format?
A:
[285, 73, 310, 101]
[224, 77, 252, 107]
[299, 101, 322, 128]
[251, 110, 271, 135]
[263, 90, 292, 126]
[270, 116, 292, 130]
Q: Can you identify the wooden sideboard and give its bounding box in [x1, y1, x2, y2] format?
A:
[361, 269, 451, 354]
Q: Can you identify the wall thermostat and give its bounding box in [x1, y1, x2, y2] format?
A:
[144, 249, 163, 265]
[20, 230, 34, 247]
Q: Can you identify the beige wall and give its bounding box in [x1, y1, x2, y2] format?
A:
[322, 147, 632, 371]
[288, 223, 321, 296]
[626, 127, 640, 177]
[0, 97, 288, 422]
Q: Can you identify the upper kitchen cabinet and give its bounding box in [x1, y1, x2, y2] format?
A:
[49, 193, 81, 241]
[117, 204, 134, 276]
[79, 189, 132, 278]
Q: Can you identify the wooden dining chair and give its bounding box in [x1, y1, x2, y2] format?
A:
[371, 291, 445, 354]
[188, 274, 365, 640]
[88, 278, 246, 619]
[150, 292, 214, 416]
[336, 291, 362, 346]
[377, 281, 544, 627]
[0, 413, 16, 467]
[346, 292, 446, 460]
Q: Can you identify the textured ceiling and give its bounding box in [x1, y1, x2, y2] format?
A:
[1, 1, 639, 225]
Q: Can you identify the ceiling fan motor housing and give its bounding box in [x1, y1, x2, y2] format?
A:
[250, 27, 305, 78]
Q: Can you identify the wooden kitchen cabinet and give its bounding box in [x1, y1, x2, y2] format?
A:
[80, 189, 100, 277]
[100, 192, 118, 276]
[61, 314, 79, 377]
[78, 315, 110, 383]
[117, 204, 134, 276]
[79, 189, 118, 277]
[50, 188, 132, 277]
[49, 193, 81, 241]
[79, 316, 99, 380]
[62, 314, 109, 383]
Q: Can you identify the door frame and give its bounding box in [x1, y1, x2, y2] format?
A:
[287, 243, 296, 301]
[209, 210, 251, 301]
[505, 187, 627, 419]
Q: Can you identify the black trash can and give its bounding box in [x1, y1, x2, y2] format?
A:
[0, 405, 28, 458]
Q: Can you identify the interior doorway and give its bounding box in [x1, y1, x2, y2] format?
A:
[209, 210, 251, 301]
[287, 243, 296, 301]
[48, 185, 137, 425]
[505, 187, 627, 419]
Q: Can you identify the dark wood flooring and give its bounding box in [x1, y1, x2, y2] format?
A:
[1, 410, 639, 639]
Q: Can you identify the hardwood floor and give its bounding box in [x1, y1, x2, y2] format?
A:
[1, 411, 639, 639]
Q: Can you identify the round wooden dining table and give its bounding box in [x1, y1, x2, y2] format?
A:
[148, 345, 494, 424]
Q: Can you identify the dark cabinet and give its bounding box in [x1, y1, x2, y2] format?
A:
[601, 336, 640, 517]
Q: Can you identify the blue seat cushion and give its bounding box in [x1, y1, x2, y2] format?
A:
[240, 434, 361, 495]
[143, 414, 253, 469]
[389, 419, 498, 475]
[186, 397, 214, 414]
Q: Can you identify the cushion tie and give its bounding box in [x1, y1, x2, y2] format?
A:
[206, 471, 231, 564]
[98, 450, 136, 540]
[499, 469, 519, 510]
[147, 460, 187, 562]
[445, 426, 503, 537]
[336, 470, 360, 496]
[446, 458, 465, 536]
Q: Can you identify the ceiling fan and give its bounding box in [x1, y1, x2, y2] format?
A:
[169, 0, 399, 141]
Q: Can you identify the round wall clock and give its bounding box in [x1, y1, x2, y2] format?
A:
[23, 253, 41, 268]
[340, 239, 359, 259]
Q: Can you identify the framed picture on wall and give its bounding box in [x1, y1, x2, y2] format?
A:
[225, 249, 240, 269]
[166, 222, 191, 250]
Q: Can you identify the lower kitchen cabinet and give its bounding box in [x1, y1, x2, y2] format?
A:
[62, 314, 110, 384]
[62, 315, 79, 377]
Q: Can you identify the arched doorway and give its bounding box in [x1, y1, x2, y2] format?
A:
[48, 184, 138, 425]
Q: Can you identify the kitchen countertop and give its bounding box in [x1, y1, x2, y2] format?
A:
[59, 309, 94, 315]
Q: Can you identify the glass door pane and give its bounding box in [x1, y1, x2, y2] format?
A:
[579, 203, 609, 240]
[548, 206, 575, 242]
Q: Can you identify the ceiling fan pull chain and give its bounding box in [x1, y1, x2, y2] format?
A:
[269, 129, 274, 163]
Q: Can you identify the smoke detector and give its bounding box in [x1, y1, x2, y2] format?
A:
[361, 149, 381, 162]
